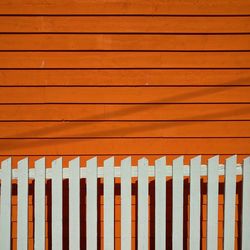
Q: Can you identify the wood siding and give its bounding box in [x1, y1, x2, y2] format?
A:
[0, 0, 249, 249]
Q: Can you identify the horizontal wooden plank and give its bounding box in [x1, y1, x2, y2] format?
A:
[1, 34, 250, 51]
[0, 16, 249, 33]
[0, 86, 249, 103]
[0, 121, 249, 138]
[0, 52, 249, 69]
[0, 138, 249, 155]
[0, 69, 250, 86]
[0, 104, 249, 121]
[10, 203, 241, 223]
[0, 0, 249, 15]
[9, 219, 240, 239]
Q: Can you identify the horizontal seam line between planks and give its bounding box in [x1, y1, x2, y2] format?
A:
[1, 32, 250, 35]
[1, 136, 250, 139]
[1, 33, 250, 36]
[0, 14, 250, 17]
[1, 85, 250, 87]
[1, 68, 250, 70]
[0, 102, 249, 105]
[0, 103, 248, 105]
[1, 50, 250, 52]
[1, 120, 250, 122]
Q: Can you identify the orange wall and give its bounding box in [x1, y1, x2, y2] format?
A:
[0, 0, 250, 249]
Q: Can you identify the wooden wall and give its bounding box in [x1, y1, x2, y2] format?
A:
[0, 0, 250, 249]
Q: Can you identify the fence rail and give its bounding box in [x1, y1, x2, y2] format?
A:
[0, 155, 249, 250]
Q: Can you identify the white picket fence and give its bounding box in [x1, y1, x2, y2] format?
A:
[0, 155, 249, 249]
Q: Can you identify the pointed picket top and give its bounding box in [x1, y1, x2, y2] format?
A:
[208, 155, 219, 164]
[69, 157, 80, 167]
[17, 157, 28, 167]
[35, 157, 45, 166]
[104, 156, 115, 166]
[138, 157, 148, 165]
[121, 156, 131, 166]
[52, 157, 63, 167]
[190, 155, 201, 165]
[155, 156, 166, 166]
[1, 157, 12, 169]
[87, 156, 97, 166]
[173, 155, 184, 165]
[226, 155, 237, 165]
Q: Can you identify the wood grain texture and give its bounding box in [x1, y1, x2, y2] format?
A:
[0, 0, 248, 247]
[1, 0, 250, 15]
[0, 86, 249, 103]
[0, 121, 249, 138]
[0, 0, 250, 15]
[0, 104, 249, 121]
[1, 52, 249, 68]
[1, 34, 250, 51]
[0, 16, 249, 33]
[0, 69, 249, 86]
[0, 138, 249, 155]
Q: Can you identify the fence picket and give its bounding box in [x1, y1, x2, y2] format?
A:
[17, 158, 29, 250]
[104, 157, 115, 250]
[0, 155, 248, 249]
[189, 156, 201, 250]
[86, 157, 98, 250]
[138, 158, 149, 250]
[52, 158, 63, 250]
[69, 157, 80, 250]
[0, 158, 12, 250]
[155, 157, 166, 250]
[242, 157, 250, 250]
[121, 157, 132, 250]
[224, 155, 237, 250]
[172, 156, 184, 250]
[34, 157, 46, 250]
[207, 156, 219, 250]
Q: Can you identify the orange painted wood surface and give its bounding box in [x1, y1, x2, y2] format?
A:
[0, 104, 249, 121]
[1, 34, 250, 51]
[0, 52, 249, 68]
[1, 0, 250, 15]
[0, 86, 250, 103]
[0, 69, 249, 86]
[0, 0, 249, 248]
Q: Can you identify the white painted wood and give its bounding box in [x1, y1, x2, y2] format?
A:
[34, 157, 46, 250]
[207, 156, 219, 250]
[86, 157, 98, 250]
[52, 158, 63, 250]
[189, 156, 201, 250]
[0, 163, 244, 179]
[223, 155, 237, 250]
[69, 157, 80, 250]
[155, 157, 166, 250]
[0, 158, 12, 250]
[121, 157, 132, 250]
[137, 158, 149, 250]
[172, 156, 184, 250]
[104, 157, 115, 250]
[242, 156, 250, 250]
[17, 158, 29, 250]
